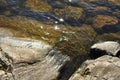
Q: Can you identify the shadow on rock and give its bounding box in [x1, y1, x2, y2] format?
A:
[57, 55, 88, 80]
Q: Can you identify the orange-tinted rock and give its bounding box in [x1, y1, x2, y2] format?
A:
[93, 15, 118, 28]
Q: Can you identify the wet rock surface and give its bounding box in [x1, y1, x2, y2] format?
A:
[0, 0, 120, 80]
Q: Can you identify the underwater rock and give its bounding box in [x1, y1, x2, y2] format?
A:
[93, 15, 118, 28]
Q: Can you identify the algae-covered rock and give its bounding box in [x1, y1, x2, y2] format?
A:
[0, 15, 97, 57]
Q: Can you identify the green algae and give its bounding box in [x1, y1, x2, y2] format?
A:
[0, 15, 98, 57]
[55, 25, 97, 57]
[0, 16, 63, 45]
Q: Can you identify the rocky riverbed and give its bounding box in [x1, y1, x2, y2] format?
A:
[0, 0, 120, 80]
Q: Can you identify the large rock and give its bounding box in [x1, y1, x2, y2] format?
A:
[69, 55, 120, 80]
[0, 36, 52, 64]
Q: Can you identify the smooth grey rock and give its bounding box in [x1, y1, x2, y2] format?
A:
[0, 36, 52, 64]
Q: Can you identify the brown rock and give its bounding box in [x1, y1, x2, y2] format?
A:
[93, 15, 118, 28]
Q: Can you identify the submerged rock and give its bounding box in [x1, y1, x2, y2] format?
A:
[93, 15, 118, 28]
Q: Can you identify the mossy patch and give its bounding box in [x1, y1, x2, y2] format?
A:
[0, 15, 97, 57]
